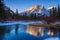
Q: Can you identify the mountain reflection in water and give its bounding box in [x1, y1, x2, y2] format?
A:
[0, 21, 60, 40]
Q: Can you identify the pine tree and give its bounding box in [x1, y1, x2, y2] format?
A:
[52, 6, 56, 17]
[0, 0, 8, 21]
[50, 9, 52, 17]
[58, 4, 60, 19]
[0, 0, 4, 20]
[30, 13, 36, 20]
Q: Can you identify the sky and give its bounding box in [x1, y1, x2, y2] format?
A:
[4, 0, 60, 13]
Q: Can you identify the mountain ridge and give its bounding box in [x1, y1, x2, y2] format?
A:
[20, 5, 50, 17]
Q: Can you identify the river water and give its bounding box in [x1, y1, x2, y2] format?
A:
[0, 21, 60, 40]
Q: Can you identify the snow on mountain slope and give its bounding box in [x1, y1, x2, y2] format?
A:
[47, 6, 58, 15]
[20, 5, 50, 17]
[48, 6, 56, 10]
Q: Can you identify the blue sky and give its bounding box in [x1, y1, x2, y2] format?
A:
[4, 0, 60, 13]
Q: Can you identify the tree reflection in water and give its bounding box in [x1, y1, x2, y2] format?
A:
[0, 26, 7, 40]
[0, 24, 60, 40]
[15, 24, 19, 34]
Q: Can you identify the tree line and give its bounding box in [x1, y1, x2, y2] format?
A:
[0, 0, 60, 22]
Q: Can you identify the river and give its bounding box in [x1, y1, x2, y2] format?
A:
[0, 21, 60, 40]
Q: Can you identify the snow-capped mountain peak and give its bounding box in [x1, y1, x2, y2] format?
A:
[20, 5, 50, 17]
[26, 5, 45, 13]
[48, 6, 56, 9]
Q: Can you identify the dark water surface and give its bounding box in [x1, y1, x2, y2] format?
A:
[0, 21, 60, 40]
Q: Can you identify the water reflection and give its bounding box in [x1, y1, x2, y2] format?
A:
[0, 26, 7, 40]
[0, 23, 60, 40]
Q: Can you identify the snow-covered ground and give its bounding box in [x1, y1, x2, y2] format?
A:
[45, 37, 60, 40]
[0, 21, 60, 26]
[0, 21, 44, 26]
[53, 21, 60, 24]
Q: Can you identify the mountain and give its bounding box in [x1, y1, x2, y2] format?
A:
[20, 5, 50, 17]
[48, 6, 56, 10]
[48, 6, 58, 12]
[47, 6, 58, 16]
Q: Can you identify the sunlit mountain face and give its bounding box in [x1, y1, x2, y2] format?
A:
[26, 5, 43, 13]
[20, 5, 50, 17]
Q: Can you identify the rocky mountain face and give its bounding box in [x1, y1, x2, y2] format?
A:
[20, 5, 50, 17]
